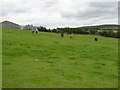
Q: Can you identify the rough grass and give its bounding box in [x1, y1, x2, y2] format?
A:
[2, 28, 118, 88]
[0, 28, 2, 89]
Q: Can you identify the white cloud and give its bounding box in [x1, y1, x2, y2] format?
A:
[0, 0, 119, 28]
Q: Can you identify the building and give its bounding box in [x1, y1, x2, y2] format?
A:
[0, 20, 20, 29]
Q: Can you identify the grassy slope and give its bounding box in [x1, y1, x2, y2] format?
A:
[0, 28, 2, 89]
[2, 28, 118, 88]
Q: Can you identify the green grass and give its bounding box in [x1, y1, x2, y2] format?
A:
[0, 28, 2, 89]
[2, 28, 118, 88]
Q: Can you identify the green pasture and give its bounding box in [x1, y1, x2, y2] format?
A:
[2, 28, 118, 88]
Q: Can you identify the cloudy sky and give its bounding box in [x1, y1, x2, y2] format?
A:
[0, 0, 119, 28]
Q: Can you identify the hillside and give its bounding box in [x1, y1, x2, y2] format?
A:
[80, 24, 119, 29]
[2, 28, 118, 88]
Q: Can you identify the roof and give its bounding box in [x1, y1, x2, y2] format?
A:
[1, 20, 20, 26]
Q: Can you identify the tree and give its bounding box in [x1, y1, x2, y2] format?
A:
[38, 26, 48, 32]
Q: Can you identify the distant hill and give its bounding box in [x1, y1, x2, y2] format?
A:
[80, 24, 120, 30]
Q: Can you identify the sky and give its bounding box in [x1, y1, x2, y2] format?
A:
[0, 0, 119, 28]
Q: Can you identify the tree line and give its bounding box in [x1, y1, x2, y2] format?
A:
[37, 26, 120, 38]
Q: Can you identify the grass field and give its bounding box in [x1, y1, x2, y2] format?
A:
[0, 28, 2, 89]
[2, 28, 118, 88]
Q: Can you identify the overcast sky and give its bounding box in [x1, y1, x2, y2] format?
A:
[0, 0, 119, 28]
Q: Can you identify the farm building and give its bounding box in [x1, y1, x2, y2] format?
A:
[0, 20, 20, 29]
